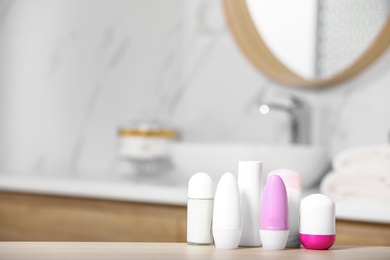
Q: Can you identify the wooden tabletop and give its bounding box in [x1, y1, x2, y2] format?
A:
[0, 242, 389, 259]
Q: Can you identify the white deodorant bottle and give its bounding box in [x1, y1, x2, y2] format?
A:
[238, 161, 262, 247]
[300, 194, 336, 250]
[187, 172, 214, 245]
[213, 172, 242, 249]
[268, 169, 302, 248]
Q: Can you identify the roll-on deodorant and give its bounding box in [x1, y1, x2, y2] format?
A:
[300, 194, 336, 250]
[212, 172, 242, 249]
[187, 172, 214, 245]
[268, 169, 301, 248]
[238, 161, 262, 247]
[260, 175, 289, 250]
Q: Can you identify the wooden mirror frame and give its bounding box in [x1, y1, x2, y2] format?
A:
[223, 0, 390, 88]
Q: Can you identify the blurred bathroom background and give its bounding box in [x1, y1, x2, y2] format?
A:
[0, 0, 390, 245]
[1, 0, 389, 178]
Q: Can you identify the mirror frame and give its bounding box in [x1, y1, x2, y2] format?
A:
[223, 0, 390, 88]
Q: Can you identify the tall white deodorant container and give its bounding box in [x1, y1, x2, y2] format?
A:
[268, 169, 302, 248]
[238, 161, 262, 247]
[212, 172, 242, 249]
[187, 172, 214, 245]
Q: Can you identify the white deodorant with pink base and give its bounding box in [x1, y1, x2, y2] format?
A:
[300, 194, 336, 250]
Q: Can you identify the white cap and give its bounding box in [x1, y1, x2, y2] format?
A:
[188, 172, 214, 199]
[300, 194, 335, 235]
[237, 161, 262, 187]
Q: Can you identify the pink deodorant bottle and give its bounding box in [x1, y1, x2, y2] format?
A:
[260, 175, 289, 250]
[300, 194, 336, 250]
[268, 169, 301, 248]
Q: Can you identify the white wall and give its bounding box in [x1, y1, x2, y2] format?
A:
[0, 0, 389, 176]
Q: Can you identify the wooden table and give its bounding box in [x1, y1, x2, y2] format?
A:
[0, 242, 389, 259]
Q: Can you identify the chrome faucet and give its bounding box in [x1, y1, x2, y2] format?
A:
[259, 96, 311, 144]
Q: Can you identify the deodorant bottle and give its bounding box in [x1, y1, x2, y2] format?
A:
[268, 169, 301, 248]
[213, 172, 242, 249]
[187, 172, 214, 245]
[260, 175, 289, 250]
[238, 161, 262, 247]
[300, 194, 336, 250]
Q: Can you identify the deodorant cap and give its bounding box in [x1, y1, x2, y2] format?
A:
[238, 161, 262, 187]
[300, 194, 335, 235]
[188, 172, 214, 199]
[268, 169, 301, 192]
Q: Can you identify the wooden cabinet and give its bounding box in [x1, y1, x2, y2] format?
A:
[0, 191, 186, 242]
[0, 191, 389, 246]
[335, 219, 390, 246]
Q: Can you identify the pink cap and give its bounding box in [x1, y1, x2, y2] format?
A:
[260, 175, 289, 230]
[268, 169, 301, 192]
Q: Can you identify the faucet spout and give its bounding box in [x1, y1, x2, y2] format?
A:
[259, 96, 311, 145]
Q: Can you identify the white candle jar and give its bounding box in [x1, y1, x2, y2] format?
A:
[118, 118, 176, 176]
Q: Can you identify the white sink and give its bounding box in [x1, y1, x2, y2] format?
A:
[0, 143, 328, 206]
[171, 143, 329, 189]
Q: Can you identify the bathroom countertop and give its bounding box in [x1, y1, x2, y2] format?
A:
[0, 173, 389, 224]
[0, 242, 389, 259]
[0, 173, 188, 206]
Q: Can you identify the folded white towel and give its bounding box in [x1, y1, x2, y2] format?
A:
[320, 171, 390, 204]
[332, 145, 390, 173]
[320, 145, 390, 204]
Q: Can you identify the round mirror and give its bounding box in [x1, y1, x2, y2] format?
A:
[223, 0, 390, 88]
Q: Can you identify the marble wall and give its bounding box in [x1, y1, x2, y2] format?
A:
[0, 0, 389, 176]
